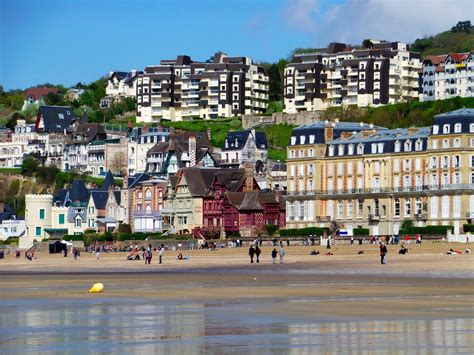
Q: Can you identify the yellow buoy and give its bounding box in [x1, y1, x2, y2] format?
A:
[89, 283, 104, 293]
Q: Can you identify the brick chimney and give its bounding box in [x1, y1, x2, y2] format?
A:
[244, 163, 254, 191]
[189, 136, 196, 167]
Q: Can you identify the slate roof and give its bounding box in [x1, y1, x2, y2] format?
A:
[225, 191, 281, 211]
[113, 190, 121, 205]
[433, 108, 474, 134]
[181, 167, 219, 197]
[37, 105, 75, 133]
[101, 171, 116, 190]
[214, 169, 246, 192]
[291, 121, 381, 146]
[222, 130, 268, 151]
[69, 180, 90, 204]
[0, 203, 14, 222]
[73, 123, 106, 142]
[128, 173, 152, 189]
[90, 190, 108, 209]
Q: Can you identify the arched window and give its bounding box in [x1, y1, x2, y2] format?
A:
[145, 189, 152, 200]
[454, 123, 462, 133]
[443, 124, 450, 134]
[145, 204, 152, 214]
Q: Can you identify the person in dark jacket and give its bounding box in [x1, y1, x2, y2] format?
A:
[271, 248, 278, 264]
[255, 245, 261, 263]
[249, 245, 255, 263]
[380, 242, 388, 264]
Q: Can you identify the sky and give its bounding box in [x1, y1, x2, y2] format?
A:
[1, 0, 473, 90]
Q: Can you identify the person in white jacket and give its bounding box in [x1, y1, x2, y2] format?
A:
[279, 246, 285, 264]
[158, 244, 164, 264]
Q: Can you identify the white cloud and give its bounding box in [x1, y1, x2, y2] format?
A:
[282, 0, 321, 33]
[282, 0, 474, 45]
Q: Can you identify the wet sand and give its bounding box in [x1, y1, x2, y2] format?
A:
[1, 242, 473, 352]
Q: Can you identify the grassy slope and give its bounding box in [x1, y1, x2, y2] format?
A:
[412, 28, 474, 57]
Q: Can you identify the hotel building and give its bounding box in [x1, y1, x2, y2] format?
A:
[136, 52, 268, 122]
[284, 41, 421, 113]
[285, 108, 474, 236]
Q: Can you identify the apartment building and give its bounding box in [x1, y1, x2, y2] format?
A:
[285, 108, 474, 236]
[136, 52, 268, 122]
[420, 52, 474, 102]
[284, 41, 421, 113]
[127, 127, 169, 176]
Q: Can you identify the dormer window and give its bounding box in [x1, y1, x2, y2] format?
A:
[328, 146, 335, 156]
[234, 138, 238, 147]
[300, 135, 306, 145]
[371, 144, 377, 154]
[357, 144, 364, 155]
[338, 145, 344, 156]
[432, 125, 439, 134]
[454, 123, 462, 133]
[348, 144, 354, 155]
[378, 143, 384, 153]
[309, 135, 315, 144]
[290, 136, 296, 145]
[404, 140, 412, 152]
[470, 123, 474, 133]
[415, 140, 423, 151]
[58, 113, 64, 119]
[443, 124, 450, 134]
[394, 140, 401, 153]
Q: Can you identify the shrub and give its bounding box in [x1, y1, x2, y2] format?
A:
[279, 227, 327, 237]
[463, 224, 474, 233]
[265, 224, 278, 236]
[118, 223, 132, 234]
[353, 228, 370, 236]
[399, 225, 454, 235]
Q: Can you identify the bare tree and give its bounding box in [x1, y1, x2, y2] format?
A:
[110, 151, 126, 176]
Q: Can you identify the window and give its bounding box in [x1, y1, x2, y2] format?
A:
[454, 138, 461, 148]
[431, 156, 438, 169]
[442, 139, 449, 148]
[309, 135, 315, 144]
[453, 155, 460, 168]
[300, 136, 306, 145]
[357, 199, 363, 217]
[348, 144, 354, 155]
[290, 136, 296, 145]
[35, 227, 41, 236]
[442, 156, 449, 169]
[415, 140, 423, 151]
[328, 146, 335, 156]
[338, 145, 344, 156]
[394, 199, 400, 217]
[357, 144, 364, 155]
[58, 214, 65, 225]
[415, 198, 422, 215]
[404, 199, 411, 216]
[58, 113, 64, 119]
[404, 140, 412, 152]
[39, 209, 45, 220]
[337, 200, 343, 219]
[432, 125, 439, 134]
[454, 123, 462, 133]
[443, 124, 450, 134]
[343, 200, 352, 218]
[371, 144, 377, 154]
[470, 123, 474, 133]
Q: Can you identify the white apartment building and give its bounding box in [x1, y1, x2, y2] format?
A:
[420, 52, 474, 102]
[136, 52, 268, 122]
[127, 127, 169, 176]
[284, 41, 421, 113]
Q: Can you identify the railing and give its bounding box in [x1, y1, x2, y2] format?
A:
[133, 210, 161, 218]
[221, 159, 240, 164]
[286, 184, 474, 196]
[368, 214, 380, 221]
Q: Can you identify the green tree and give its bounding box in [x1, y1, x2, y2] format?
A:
[21, 157, 40, 176]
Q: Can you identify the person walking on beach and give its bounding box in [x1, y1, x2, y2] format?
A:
[327, 237, 331, 249]
[271, 248, 278, 264]
[249, 245, 255, 263]
[95, 247, 100, 260]
[255, 245, 261, 263]
[158, 244, 164, 264]
[380, 242, 388, 264]
[279, 246, 285, 264]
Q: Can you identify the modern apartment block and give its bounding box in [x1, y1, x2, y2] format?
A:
[136, 52, 268, 122]
[284, 41, 421, 113]
[420, 52, 474, 102]
[285, 108, 474, 236]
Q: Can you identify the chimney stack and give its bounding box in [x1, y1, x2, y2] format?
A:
[244, 163, 254, 192]
[189, 136, 196, 167]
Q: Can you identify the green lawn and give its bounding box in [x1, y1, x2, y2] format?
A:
[0, 167, 21, 174]
[161, 117, 242, 147]
[268, 148, 287, 162]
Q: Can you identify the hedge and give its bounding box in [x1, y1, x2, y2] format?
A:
[463, 224, 474, 233]
[399, 225, 454, 235]
[279, 227, 328, 237]
[353, 228, 370, 236]
[265, 225, 278, 236]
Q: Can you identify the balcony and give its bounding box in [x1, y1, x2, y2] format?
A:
[415, 212, 428, 221]
[316, 216, 331, 223]
[133, 210, 161, 218]
[369, 214, 380, 221]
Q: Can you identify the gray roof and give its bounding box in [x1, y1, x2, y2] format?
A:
[329, 127, 430, 145]
[37, 105, 75, 132]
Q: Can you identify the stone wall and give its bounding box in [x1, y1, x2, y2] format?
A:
[242, 111, 324, 129]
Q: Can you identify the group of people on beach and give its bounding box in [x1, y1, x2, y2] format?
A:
[249, 244, 286, 264]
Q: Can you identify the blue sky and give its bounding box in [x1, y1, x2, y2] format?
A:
[1, 0, 471, 90]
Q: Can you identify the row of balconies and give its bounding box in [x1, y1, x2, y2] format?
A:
[287, 183, 474, 196]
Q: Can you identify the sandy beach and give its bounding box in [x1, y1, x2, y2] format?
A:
[1, 242, 473, 353]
